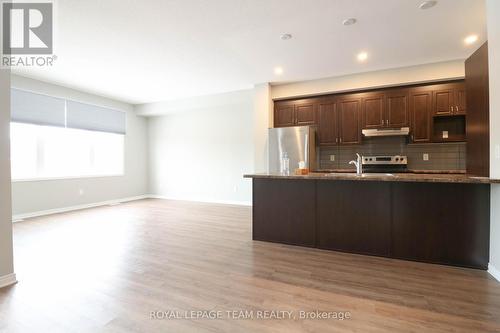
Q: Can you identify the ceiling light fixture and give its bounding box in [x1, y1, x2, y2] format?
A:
[342, 18, 357, 26]
[274, 67, 284, 75]
[464, 34, 479, 45]
[419, 1, 438, 10]
[357, 52, 368, 62]
[280, 34, 292, 41]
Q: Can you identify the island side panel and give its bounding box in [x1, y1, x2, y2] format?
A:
[391, 182, 490, 269]
[252, 178, 316, 247]
[316, 180, 391, 257]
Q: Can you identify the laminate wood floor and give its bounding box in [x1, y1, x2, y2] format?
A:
[1, 199, 500, 332]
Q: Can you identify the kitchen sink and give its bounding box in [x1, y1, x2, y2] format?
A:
[358, 173, 395, 177]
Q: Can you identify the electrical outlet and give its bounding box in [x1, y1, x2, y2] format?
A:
[79, 189, 84, 196]
[423, 153, 429, 161]
[442, 131, 449, 139]
[233, 186, 238, 193]
[329, 155, 335, 162]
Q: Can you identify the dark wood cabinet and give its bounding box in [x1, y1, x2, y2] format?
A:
[433, 82, 466, 116]
[386, 89, 409, 127]
[361, 90, 409, 129]
[466, 42, 490, 177]
[274, 99, 316, 127]
[337, 95, 361, 145]
[392, 182, 490, 269]
[455, 86, 467, 115]
[253, 179, 316, 247]
[295, 101, 316, 125]
[433, 88, 455, 116]
[317, 98, 338, 145]
[317, 95, 361, 146]
[274, 80, 465, 145]
[317, 181, 391, 256]
[274, 102, 295, 127]
[409, 88, 433, 143]
[362, 93, 385, 129]
[250, 177, 490, 269]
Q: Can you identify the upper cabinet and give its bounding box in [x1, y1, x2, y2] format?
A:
[274, 80, 466, 146]
[317, 96, 361, 146]
[409, 88, 433, 143]
[361, 90, 409, 129]
[455, 85, 467, 115]
[337, 94, 362, 145]
[432, 82, 466, 116]
[317, 98, 338, 145]
[295, 100, 317, 125]
[386, 89, 410, 127]
[362, 93, 385, 129]
[274, 98, 317, 127]
[274, 101, 295, 127]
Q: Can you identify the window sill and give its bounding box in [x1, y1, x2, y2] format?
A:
[12, 174, 125, 183]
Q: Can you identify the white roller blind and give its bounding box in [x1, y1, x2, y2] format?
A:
[66, 101, 126, 134]
[11, 89, 66, 127]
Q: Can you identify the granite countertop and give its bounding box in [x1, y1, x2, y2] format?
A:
[314, 169, 467, 174]
[243, 172, 499, 184]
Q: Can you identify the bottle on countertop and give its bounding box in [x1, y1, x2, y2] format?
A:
[281, 152, 290, 175]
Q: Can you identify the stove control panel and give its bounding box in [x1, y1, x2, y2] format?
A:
[362, 155, 408, 165]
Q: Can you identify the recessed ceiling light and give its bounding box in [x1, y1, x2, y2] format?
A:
[464, 34, 479, 45]
[274, 67, 284, 75]
[280, 34, 292, 41]
[342, 18, 357, 26]
[357, 52, 368, 62]
[419, 1, 437, 9]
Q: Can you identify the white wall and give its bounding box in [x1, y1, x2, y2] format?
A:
[141, 90, 254, 205]
[272, 60, 465, 100]
[253, 83, 272, 173]
[10, 75, 149, 217]
[487, 0, 500, 279]
[0, 69, 15, 286]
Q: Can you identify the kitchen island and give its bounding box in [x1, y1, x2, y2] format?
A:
[244, 173, 498, 269]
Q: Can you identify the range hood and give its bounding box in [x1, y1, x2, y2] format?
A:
[362, 127, 410, 137]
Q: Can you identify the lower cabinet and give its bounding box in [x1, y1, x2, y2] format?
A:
[251, 179, 490, 269]
[316, 181, 391, 256]
[253, 179, 316, 247]
[391, 182, 490, 269]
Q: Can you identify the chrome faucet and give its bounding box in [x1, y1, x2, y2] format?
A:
[349, 153, 363, 175]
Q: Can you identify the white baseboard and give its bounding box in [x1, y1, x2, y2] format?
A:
[11, 194, 251, 222]
[148, 194, 252, 207]
[0, 273, 17, 289]
[12, 195, 149, 221]
[488, 264, 500, 282]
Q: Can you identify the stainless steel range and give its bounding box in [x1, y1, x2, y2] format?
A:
[361, 155, 408, 173]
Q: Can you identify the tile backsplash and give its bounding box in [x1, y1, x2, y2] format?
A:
[319, 137, 466, 171]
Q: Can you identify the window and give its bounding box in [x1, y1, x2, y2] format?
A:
[10, 123, 124, 181]
[10, 89, 127, 181]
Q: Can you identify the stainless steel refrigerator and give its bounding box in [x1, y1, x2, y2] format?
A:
[268, 126, 317, 173]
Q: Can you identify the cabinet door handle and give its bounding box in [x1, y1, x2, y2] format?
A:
[450, 106, 453, 112]
[336, 138, 338, 143]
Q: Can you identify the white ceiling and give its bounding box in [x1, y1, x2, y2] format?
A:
[13, 0, 486, 104]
